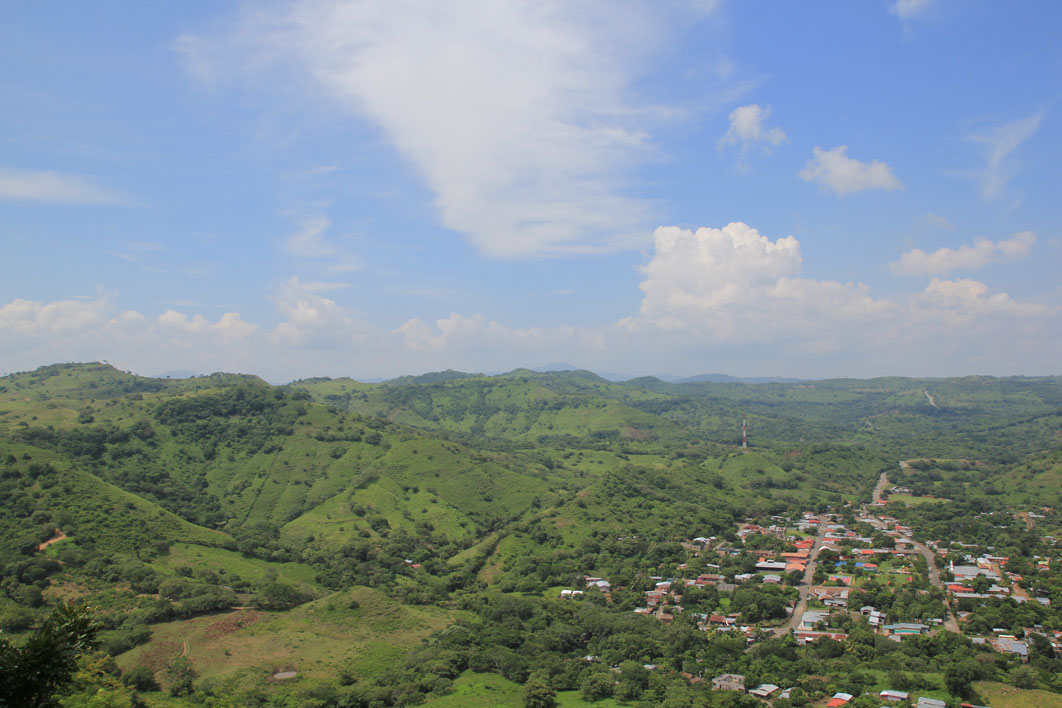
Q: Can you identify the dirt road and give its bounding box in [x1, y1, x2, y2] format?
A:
[872, 471, 889, 504]
[37, 529, 67, 552]
[866, 465, 960, 634]
[924, 390, 939, 409]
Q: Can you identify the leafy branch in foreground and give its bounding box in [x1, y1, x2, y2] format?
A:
[0, 602, 100, 708]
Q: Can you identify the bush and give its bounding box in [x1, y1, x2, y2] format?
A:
[122, 665, 159, 692]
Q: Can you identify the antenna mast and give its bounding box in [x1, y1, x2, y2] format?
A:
[742, 416, 748, 452]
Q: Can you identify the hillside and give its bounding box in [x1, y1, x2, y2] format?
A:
[1, 363, 1060, 706]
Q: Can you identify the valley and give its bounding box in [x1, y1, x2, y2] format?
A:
[0, 363, 1060, 707]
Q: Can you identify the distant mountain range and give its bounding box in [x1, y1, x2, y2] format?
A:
[531, 362, 804, 384]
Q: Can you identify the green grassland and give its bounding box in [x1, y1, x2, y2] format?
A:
[974, 682, 1062, 708]
[151, 543, 319, 592]
[420, 671, 626, 708]
[117, 586, 456, 685]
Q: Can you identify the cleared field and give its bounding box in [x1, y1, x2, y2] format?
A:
[422, 672, 624, 708]
[888, 494, 950, 506]
[117, 586, 456, 690]
[152, 543, 319, 591]
[973, 682, 1062, 708]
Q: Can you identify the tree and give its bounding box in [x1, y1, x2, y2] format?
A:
[944, 660, 979, 697]
[0, 602, 100, 708]
[524, 671, 557, 708]
[122, 665, 159, 692]
[163, 656, 197, 697]
[580, 672, 614, 702]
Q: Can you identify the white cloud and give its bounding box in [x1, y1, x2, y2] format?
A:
[176, 1, 727, 258]
[622, 223, 892, 344]
[889, 0, 934, 20]
[0, 167, 129, 205]
[270, 277, 369, 348]
[966, 111, 1044, 200]
[719, 104, 786, 167]
[915, 278, 1053, 321]
[799, 146, 903, 195]
[891, 231, 1036, 276]
[721, 105, 786, 145]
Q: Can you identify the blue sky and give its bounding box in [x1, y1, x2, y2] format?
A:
[2, 0, 1059, 381]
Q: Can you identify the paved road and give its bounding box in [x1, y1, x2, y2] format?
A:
[902, 536, 960, 633]
[774, 516, 830, 636]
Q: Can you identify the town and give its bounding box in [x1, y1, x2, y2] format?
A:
[557, 468, 1061, 706]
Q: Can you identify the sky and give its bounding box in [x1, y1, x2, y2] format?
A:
[1, 0, 1060, 382]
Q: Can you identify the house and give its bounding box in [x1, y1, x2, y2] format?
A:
[756, 561, 789, 572]
[993, 637, 1029, 661]
[880, 690, 909, 702]
[884, 623, 929, 636]
[799, 610, 828, 630]
[712, 674, 746, 692]
[749, 684, 780, 698]
[559, 589, 584, 598]
[794, 630, 848, 644]
[826, 692, 854, 708]
[915, 698, 946, 708]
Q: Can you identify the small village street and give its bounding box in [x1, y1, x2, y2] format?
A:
[774, 515, 829, 637]
[871, 465, 960, 633]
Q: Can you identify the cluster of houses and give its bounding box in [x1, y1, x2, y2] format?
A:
[709, 674, 960, 708]
[556, 504, 1060, 667]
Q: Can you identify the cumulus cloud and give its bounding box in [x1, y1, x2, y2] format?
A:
[176, 0, 724, 258]
[0, 167, 129, 205]
[966, 111, 1043, 200]
[891, 231, 1036, 276]
[915, 278, 1053, 320]
[622, 223, 892, 345]
[271, 277, 369, 348]
[718, 104, 786, 167]
[799, 146, 903, 195]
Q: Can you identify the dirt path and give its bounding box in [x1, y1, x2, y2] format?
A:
[179, 641, 188, 658]
[872, 471, 890, 504]
[1019, 511, 1034, 531]
[37, 529, 67, 552]
[774, 516, 829, 636]
[923, 390, 938, 409]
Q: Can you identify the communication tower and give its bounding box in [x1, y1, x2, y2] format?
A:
[742, 417, 748, 452]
